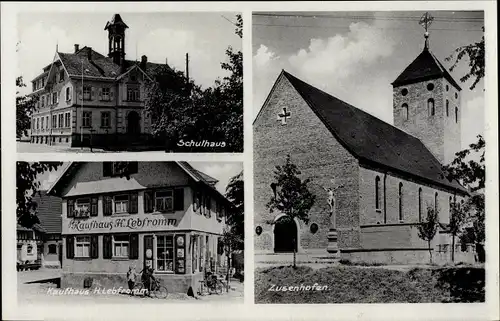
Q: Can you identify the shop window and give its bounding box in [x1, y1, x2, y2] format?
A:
[75, 236, 91, 257]
[113, 235, 129, 258]
[114, 195, 129, 214]
[48, 244, 57, 254]
[156, 235, 174, 272]
[155, 190, 174, 212]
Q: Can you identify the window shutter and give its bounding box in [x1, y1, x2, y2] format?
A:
[130, 193, 138, 214]
[129, 234, 139, 259]
[103, 235, 112, 259]
[144, 191, 153, 213]
[67, 199, 74, 218]
[91, 197, 98, 216]
[103, 196, 112, 216]
[174, 188, 184, 211]
[103, 163, 112, 177]
[98, 88, 103, 101]
[90, 235, 99, 258]
[66, 236, 74, 259]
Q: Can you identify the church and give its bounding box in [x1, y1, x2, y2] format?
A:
[253, 32, 475, 264]
[28, 14, 174, 148]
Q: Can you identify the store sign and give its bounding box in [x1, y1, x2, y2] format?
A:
[66, 216, 177, 233]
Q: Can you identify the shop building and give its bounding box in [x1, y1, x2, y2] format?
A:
[47, 161, 232, 294]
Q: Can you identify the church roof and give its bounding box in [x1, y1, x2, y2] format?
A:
[56, 47, 168, 79]
[392, 47, 461, 90]
[281, 70, 467, 194]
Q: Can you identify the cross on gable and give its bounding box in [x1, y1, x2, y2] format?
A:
[277, 107, 291, 125]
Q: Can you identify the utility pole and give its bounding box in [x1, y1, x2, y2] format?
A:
[81, 62, 84, 149]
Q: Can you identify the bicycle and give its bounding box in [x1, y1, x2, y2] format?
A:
[199, 274, 224, 295]
[132, 278, 168, 299]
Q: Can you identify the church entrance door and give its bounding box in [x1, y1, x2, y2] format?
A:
[127, 111, 140, 134]
[274, 217, 297, 253]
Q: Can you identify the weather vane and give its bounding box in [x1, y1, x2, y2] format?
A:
[419, 12, 434, 49]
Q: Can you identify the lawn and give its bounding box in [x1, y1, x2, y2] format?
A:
[255, 265, 485, 303]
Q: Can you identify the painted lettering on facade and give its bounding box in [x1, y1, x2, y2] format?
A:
[67, 217, 177, 233]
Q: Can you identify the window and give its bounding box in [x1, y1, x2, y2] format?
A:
[27, 245, 34, 254]
[428, 98, 435, 116]
[427, 83, 434, 91]
[455, 107, 459, 123]
[52, 115, 57, 128]
[435, 192, 439, 214]
[398, 183, 403, 221]
[74, 198, 90, 217]
[46, 116, 49, 129]
[401, 103, 408, 121]
[114, 195, 129, 214]
[102, 88, 110, 101]
[446, 84, 449, 91]
[401, 88, 408, 96]
[42, 78, 45, 87]
[48, 93, 52, 105]
[36, 118, 40, 130]
[155, 190, 174, 212]
[59, 70, 65, 82]
[83, 86, 91, 100]
[375, 176, 381, 210]
[83, 111, 92, 127]
[101, 112, 110, 127]
[75, 236, 90, 258]
[66, 87, 71, 101]
[127, 87, 140, 101]
[455, 92, 458, 99]
[103, 162, 138, 177]
[113, 235, 129, 257]
[58, 114, 64, 128]
[52, 92, 58, 104]
[65, 112, 71, 128]
[41, 117, 44, 129]
[48, 244, 57, 254]
[418, 188, 423, 222]
[156, 235, 174, 272]
[446, 100, 449, 117]
[41, 96, 45, 107]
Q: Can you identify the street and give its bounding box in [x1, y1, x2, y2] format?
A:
[17, 269, 244, 304]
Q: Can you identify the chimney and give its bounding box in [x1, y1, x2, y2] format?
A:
[74, 44, 79, 53]
[165, 58, 168, 66]
[140, 55, 147, 71]
[87, 47, 92, 61]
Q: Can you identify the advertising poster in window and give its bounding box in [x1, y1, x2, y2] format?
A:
[175, 234, 186, 274]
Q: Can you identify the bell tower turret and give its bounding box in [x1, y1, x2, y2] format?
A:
[104, 14, 129, 66]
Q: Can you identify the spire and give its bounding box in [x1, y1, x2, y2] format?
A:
[419, 12, 434, 50]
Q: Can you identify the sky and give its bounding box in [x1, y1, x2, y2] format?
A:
[17, 12, 241, 95]
[253, 11, 485, 149]
[38, 162, 243, 194]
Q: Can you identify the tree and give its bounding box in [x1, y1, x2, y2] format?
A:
[446, 26, 485, 90]
[17, 76, 39, 139]
[266, 155, 316, 268]
[17, 162, 62, 228]
[444, 135, 485, 262]
[143, 14, 243, 152]
[448, 201, 466, 262]
[417, 205, 439, 264]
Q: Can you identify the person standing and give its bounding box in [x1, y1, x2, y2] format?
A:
[127, 266, 137, 295]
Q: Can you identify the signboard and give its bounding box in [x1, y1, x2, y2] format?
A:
[63, 214, 178, 234]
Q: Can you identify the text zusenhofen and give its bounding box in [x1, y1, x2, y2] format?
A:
[268, 283, 329, 292]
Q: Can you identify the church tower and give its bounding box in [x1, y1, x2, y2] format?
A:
[392, 13, 462, 166]
[104, 14, 129, 65]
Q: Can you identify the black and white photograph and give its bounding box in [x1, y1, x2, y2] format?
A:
[16, 12, 243, 153]
[253, 11, 487, 303]
[16, 161, 244, 303]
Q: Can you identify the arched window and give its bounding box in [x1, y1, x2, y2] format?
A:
[428, 99, 435, 116]
[401, 103, 409, 121]
[375, 176, 381, 210]
[398, 183, 404, 221]
[435, 192, 439, 214]
[455, 107, 459, 123]
[418, 188, 423, 222]
[446, 100, 449, 117]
